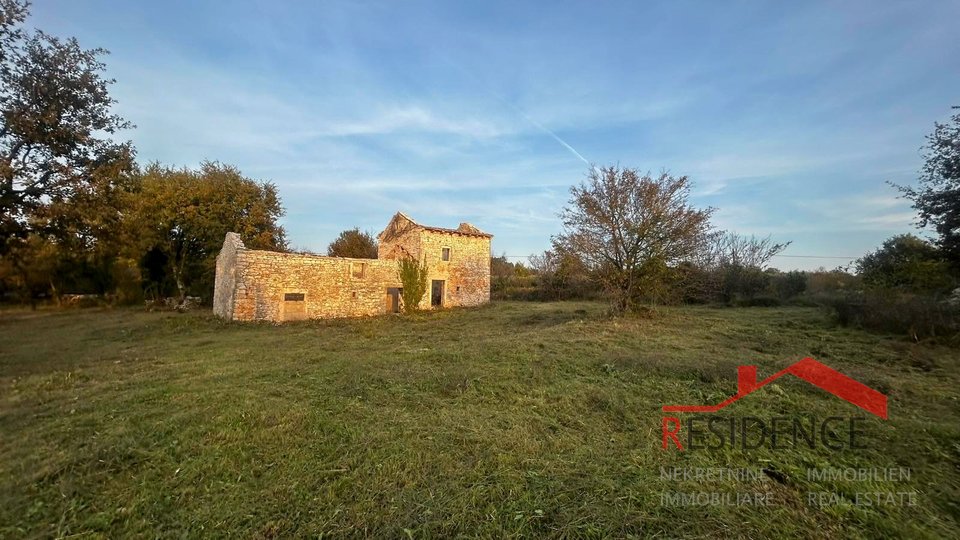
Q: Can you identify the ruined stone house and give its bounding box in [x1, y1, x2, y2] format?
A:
[213, 212, 492, 322]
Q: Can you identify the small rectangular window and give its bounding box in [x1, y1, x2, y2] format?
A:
[441, 247, 451, 261]
[351, 262, 365, 278]
[284, 292, 304, 302]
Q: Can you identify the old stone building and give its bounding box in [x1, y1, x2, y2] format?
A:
[213, 212, 492, 322]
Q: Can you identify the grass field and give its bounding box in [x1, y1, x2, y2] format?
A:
[1, 302, 959, 538]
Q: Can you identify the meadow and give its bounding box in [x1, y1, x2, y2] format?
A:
[1, 302, 958, 538]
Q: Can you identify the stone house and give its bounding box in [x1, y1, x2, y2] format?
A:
[213, 212, 492, 322]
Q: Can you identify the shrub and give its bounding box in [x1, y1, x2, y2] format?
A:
[807, 268, 859, 295]
[773, 270, 807, 300]
[856, 234, 955, 294]
[823, 291, 960, 341]
[734, 296, 781, 307]
[397, 257, 428, 314]
[719, 265, 770, 303]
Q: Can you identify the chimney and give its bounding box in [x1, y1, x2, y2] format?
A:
[738, 366, 758, 395]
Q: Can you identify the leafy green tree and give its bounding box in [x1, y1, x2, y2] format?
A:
[30, 147, 138, 297]
[327, 228, 378, 258]
[896, 108, 960, 265]
[0, 0, 133, 254]
[0, 231, 59, 307]
[0, 0, 135, 302]
[126, 162, 286, 302]
[397, 256, 428, 314]
[856, 234, 954, 294]
[0, 1, 28, 62]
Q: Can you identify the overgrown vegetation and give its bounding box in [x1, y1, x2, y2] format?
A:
[397, 256, 428, 314]
[823, 291, 959, 343]
[822, 233, 960, 342]
[2, 303, 958, 537]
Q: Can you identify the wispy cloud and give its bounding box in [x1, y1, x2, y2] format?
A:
[29, 0, 960, 267]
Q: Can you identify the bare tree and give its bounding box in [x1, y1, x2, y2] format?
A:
[553, 166, 714, 312]
[528, 250, 561, 300]
[717, 233, 789, 269]
[691, 232, 790, 302]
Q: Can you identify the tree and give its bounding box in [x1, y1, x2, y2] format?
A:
[528, 248, 591, 300]
[715, 233, 789, 269]
[773, 270, 807, 300]
[856, 234, 954, 293]
[0, 0, 133, 254]
[397, 256, 428, 314]
[327, 228, 377, 258]
[0, 231, 59, 307]
[895, 108, 960, 265]
[0, 1, 28, 63]
[126, 162, 286, 302]
[553, 166, 714, 312]
[709, 233, 790, 302]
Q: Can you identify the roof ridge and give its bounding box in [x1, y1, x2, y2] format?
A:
[395, 211, 420, 226]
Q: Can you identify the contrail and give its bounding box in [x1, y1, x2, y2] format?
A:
[517, 112, 591, 166]
[437, 56, 593, 167]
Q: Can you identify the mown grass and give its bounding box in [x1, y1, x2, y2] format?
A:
[1, 302, 958, 538]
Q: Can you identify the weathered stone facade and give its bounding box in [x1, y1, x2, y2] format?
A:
[214, 212, 492, 322]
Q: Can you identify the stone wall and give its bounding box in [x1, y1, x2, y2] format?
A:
[212, 232, 242, 319]
[417, 229, 491, 308]
[231, 250, 403, 322]
[214, 213, 491, 322]
[378, 213, 422, 260]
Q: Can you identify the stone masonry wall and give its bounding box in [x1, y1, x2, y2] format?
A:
[377, 213, 422, 260]
[231, 250, 403, 322]
[212, 232, 242, 319]
[417, 230, 491, 308]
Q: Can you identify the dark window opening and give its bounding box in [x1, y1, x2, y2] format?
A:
[441, 247, 450, 261]
[351, 262, 366, 278]
[284, 293, 305, 302]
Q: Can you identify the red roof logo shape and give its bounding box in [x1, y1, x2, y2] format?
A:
[662, 357, 888, 419]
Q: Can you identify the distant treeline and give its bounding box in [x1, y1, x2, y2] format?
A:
[491, 252, 854, 307]
[492, 231, 960, 342]
[0, 162, 286, 306]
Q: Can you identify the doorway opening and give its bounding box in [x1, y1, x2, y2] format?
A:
[431, 280, 444, 307]
[386, 287, 401, 313]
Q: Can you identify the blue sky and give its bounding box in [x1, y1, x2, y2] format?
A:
[32, 1, 960, 270]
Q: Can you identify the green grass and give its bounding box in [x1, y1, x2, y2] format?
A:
[1, 302, 958, 538]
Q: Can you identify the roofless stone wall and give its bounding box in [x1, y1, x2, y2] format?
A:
[213, 233, 242, 319]
[232, 250, 402, 321]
